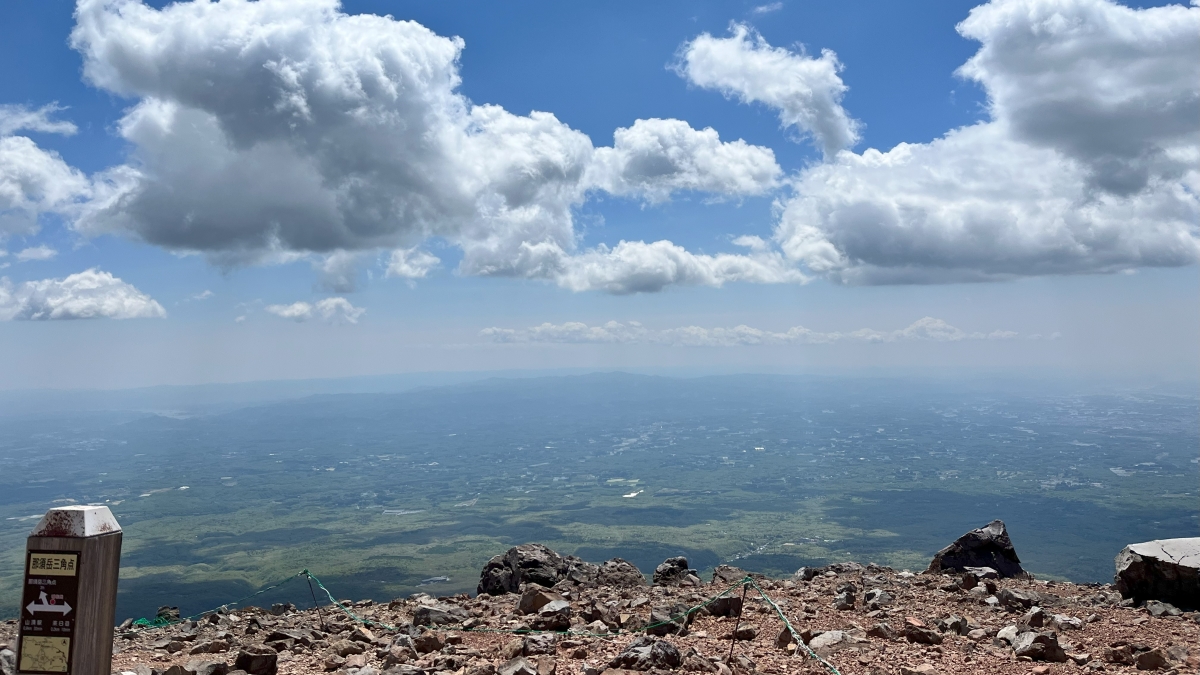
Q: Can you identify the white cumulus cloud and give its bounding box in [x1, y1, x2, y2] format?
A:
[1, 105, 91, 239]
[677, 23, 860, 156]
[386, 247, 440, 279]
[265, 297, 365, 324]
[65, 0, 785, 293]
[483, 316, 1023, 346]
[0, 268, 166, 320]
[771, 0, 1200, 283]
[15, 245, 57, 262]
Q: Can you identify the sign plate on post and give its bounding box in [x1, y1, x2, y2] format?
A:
[18, 551, 80, 674]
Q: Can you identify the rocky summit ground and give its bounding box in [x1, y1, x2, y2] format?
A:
[2, 560, 1197, 675]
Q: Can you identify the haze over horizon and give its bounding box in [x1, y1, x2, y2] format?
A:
[0, 0, 1196, 390]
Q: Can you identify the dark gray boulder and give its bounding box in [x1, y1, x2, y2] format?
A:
[652, 556, 696, 586]
[478, 544, 568, 596]
[608, 636, 682, 671]
[594, 557, 646, 587]
[926, 520, 1026, 578]
[1114, 538, 1200, 609]
[234, 647, 277, 675]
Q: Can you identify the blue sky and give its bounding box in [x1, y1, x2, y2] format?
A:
[0, 0, 1196, 389]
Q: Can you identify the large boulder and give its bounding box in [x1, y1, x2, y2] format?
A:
[1114, 538, 1200, 609]
[594, 558, 646, 587]
[478, 544, 569, 595]
[926, 520, 1026, 578]
[652, 557, 697, 586]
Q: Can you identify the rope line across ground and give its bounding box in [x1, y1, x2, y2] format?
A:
[129, 570, 842, 675]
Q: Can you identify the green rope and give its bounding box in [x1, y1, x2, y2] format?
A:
[747, 578, 843, 675]
[129, 571, 308, 633]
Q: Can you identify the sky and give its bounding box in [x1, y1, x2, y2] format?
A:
[0, 0, 1196, 390]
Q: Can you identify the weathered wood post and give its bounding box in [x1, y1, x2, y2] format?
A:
[17, 506, 122, 675]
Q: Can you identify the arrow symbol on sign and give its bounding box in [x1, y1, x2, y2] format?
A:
[26, 601, 72, 616]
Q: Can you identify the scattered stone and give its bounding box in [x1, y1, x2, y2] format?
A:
[1134, 648, 1170, 671]
[412, 632, 445, 653]
[997, 588, 1037, 610]
[864, 589, 893, 609]
[608, 637, 682, 671]
[522, 634, 557, 656]
[498, 657, 538, 675]
[234, 647, 278, 675]
[775, 627, 798, 652]
[532, 599, 571, 631]
[996, 625, 1019, 645]
[867, 622, 899, 640]
[1051, 614, 1083, 631]
[0, 649, 15, 675]
[705, 595, 742, 618]
[732, 625, 756, 641]
[1144, 600, 1182, 617]
[808, 630, 868, 657]
[333, 640, 364, 657]
[413, 603, 469, 626]
[899, 665, 939, 675]
[903, 618, 943, 645]
[646, 604, 690, 637]
[1020, 607, 1046, 628]
[926, 520, 1026, 578]
[1012, 631, 1068, 663]
[518, 587, 565, 615]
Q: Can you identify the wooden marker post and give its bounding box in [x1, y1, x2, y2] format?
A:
[17, 506, 122, 675]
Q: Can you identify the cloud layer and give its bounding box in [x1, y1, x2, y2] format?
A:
[265, 297, 365, 324]
[0, 105, 90, 239]
[771, 0, 1200, 283]
[65, 0, 783, 293]
[678, 23, 860, 156]
[0, 268, 166, 320]
[483, 316, 1028, 347]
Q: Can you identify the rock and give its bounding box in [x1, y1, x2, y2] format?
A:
[996, 588, 1037, 610]
[234, 648, 278, 675]
[706, 595, 742, 618]
[1144, 600, 1182, 617]
[188, 640, 229, 655]
[711, 565, 748, 586]
[467, 663, 497, 675]
[996, 625, 1019, 644]
[1104, 645, 1134, 665]
[867, 622, 899, 640]
[831, 591, 853, 610]
[333, 640, 365, 657]
[595, 558, 646, 588]
[807, 631, 868, 657]
[1114, 538, 1200, 609]
[1020, 607, 1046, 628]
[646, 604, 690, 636]
[1012, 631, 1068, 663]
[899, 666, 939, 675]
[1134, 648, 1170, 671]
[926, 520, 1026, 578]
[479, 544, 570, 596]
[939, 615, 969, 636]
[967, 628, 988, 641]
[794, 567, 821, 582]
[536, 657, 556, 675]
[413, 603, 469, 626]
[775, 627, 799, 651]
[522, 634, 557, 656]
[498, 657, 538, 675]
[1051, 614, 1083, 630]
[412, 633, 445, 654]
[864, 589, 893, 609]
[158, 606, 182, 623]
[1067, 652, 1092, 666]
[732, 625, 757, 641]
[532, 599, 571, 631]
[652, 557, 694, 586]
[0, 649, 14, 675]
[608, 637, 682, 671]
[904, 623, 943, 645]
[519, 588, 566, 615]
[965, 566, 999, 579]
